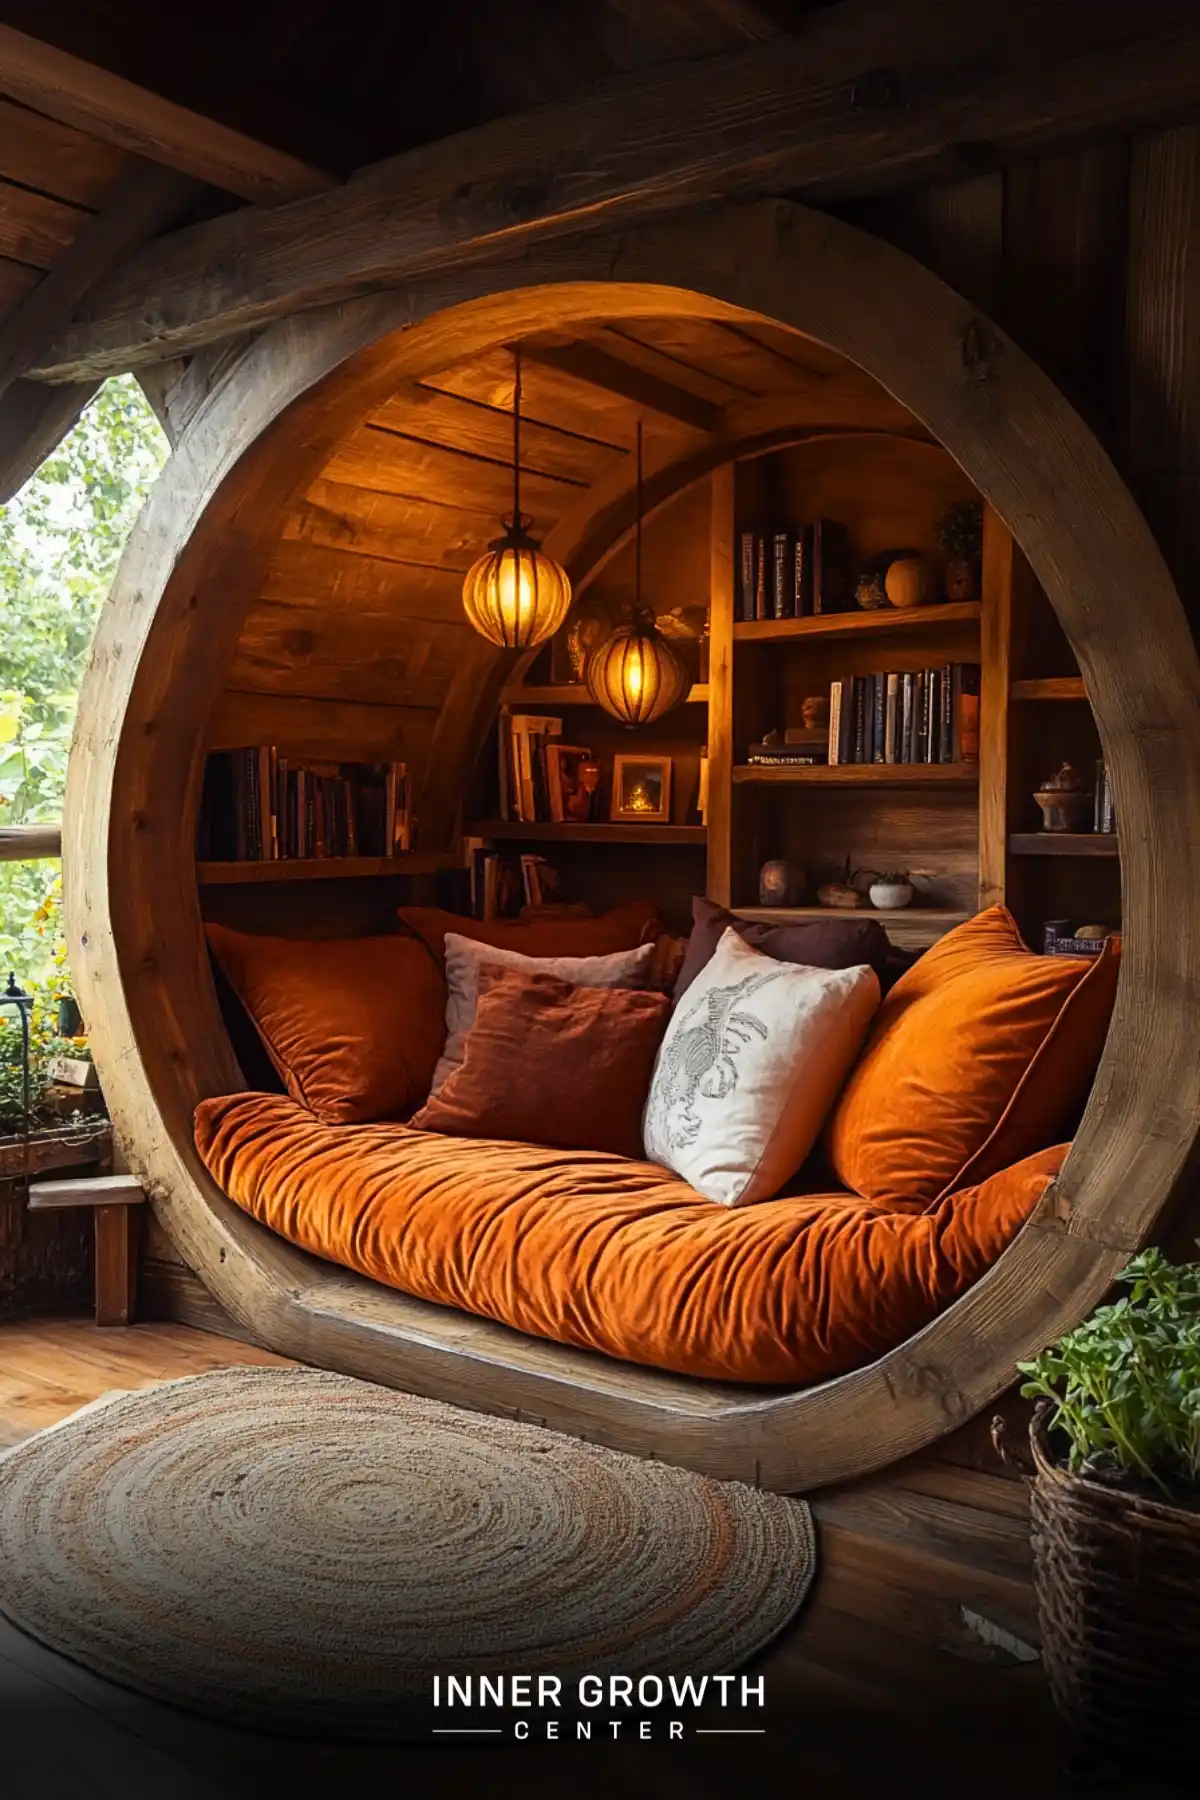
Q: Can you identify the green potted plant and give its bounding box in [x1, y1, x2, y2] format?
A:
[1015, 1248, 1200, 1777]
[936, 500, 983, 600]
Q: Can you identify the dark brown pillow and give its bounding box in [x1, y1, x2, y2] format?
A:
[411, 967, 670, 1159]
[673, 896, 892, 1002]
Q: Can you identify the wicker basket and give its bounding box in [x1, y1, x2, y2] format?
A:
[1030, 1413, 1200, 1775]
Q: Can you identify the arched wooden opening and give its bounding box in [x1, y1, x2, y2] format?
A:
[64, 200, 1200, 1491]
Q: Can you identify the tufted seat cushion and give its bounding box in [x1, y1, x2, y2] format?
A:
[195, 1092, 1066, 1387]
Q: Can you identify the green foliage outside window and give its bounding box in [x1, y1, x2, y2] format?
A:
[0, 377, 167, 1126]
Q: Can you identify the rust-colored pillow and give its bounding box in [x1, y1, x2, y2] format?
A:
[397, 901, 659, 972]
[205, 924, 446, 1125]
[411, 967, 670, 1159]
[825, 907, 1120, 1208]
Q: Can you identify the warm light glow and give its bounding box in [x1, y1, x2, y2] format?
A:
[584, 613, 690, 726]
[462, 534, 572, 650]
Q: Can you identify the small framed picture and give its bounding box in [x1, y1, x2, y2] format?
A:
[611, 754, 672, 824]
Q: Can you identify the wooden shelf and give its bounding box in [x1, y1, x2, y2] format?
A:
[733, 601, 980, 643]
[732, 762, 979, 787]
[1009, 833, 1119, 858]
[1010, 677, 1089, 701]
[499, 683, 709, 706]
[466, 820, 706, 845]
[196, 855, 450, 885]
[733, 905, 972, 950]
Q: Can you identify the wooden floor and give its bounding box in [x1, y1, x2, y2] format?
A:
[0, 1315, 1181, 1798]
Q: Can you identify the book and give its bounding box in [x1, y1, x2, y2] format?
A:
[871, 673, 886, 763]
[938, 663, 954, 764]
[899, 672, 915, 765]
[827, 680, 844, 766]
[739, 532, 757, 621]
[884, 672, 899, 764]
[793, 526, 812, 617]
[754, 533, 768, 620]
[913, 672, 928, 764]
[771, 531, 791, 619]
[955, 662, 981, 762]
[851, 675, 867, 763]
[811, 518, 852, 615]
[924, 667, 940, 764]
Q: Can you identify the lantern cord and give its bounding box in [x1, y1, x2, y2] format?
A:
[635, 418, 643, 617]
[512, 347, 522, 526]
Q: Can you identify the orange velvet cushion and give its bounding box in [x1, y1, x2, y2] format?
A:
[826, 906, 1119, 1208]
[397, 901, 659, 972]
[205, 924, 445, 1125]
[412, 967, 670, 1158]
[195, 1091, 1067, 1386]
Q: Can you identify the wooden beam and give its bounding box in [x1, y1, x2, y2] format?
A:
[28, 1174, 145, 1210]
[0, 379, 96, 502]
[0, 24, 334, 205]
[0, 161, 196, 402]
[28, 0, 1200, 382]
[0, 824, 62, 860]
[519, 341, 720, 430]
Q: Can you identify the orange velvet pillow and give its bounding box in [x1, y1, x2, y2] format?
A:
[205, 924, 446, 1125]
[410, 967, 670, 1159]
[825, 907, 1119, 1208]
[397, 901, 660, 972]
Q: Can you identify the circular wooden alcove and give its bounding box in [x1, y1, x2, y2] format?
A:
[65, 201, 1200, 1492]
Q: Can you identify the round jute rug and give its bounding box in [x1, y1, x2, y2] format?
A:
[0, 1367, 815, 1738]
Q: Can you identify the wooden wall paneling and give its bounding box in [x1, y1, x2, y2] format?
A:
[323, 422, 586, 515]
[1002, 141, 1131, 434]
[706, 463, 735, 905]
[1126, 124, 1200, 634]
[978, 508, 1013, 910]
[427, 346, 651, 452]
[774, 791, 981, 913]
[287, 481, 520, 568]
[582, 322, 761, 406]
[208, 692, 438, 764]
[842, 173, 1005, 314]
[0, 178, 89, 270]
[229, 602, 465, 707]
[200, 869, 445, 940]
[260, 539, 470, 616]
[520, 337, 723, 432]
[768, 435, 979, 568]
[367, 383, 625, 487]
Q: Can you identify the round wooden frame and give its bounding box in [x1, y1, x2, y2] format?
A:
[65, 200, 1200, 1492]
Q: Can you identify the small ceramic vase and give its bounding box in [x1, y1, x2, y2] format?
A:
[869, 879, 915, 910]
[944, 557, 978, 602]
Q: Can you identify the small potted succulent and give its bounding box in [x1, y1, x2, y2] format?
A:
[1014, 1248, 1200, 1778]
[865, 869, 915, 910]
[937, 500, 983, 601]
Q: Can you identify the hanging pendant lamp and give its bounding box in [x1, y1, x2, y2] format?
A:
[461, 347, 572, 649]
[584, 421, 690, 726]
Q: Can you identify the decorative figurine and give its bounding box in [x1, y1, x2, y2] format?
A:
[576, 757, 603, 822]
[1033, 762, 1092, 833]
[758, 858, 806, 907]
[855, 570, 889, 611]
[800, 695, 830, 731]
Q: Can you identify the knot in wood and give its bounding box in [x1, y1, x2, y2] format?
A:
[961, 318, 999, 384]
[499, 169, 552, 223]
[850, 67, 902, 112]
[281, 628, 315, 657]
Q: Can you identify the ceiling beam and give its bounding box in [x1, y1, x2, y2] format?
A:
[0, 24, 335, 204]
[0, 161, 196, 402]
[519, 342, 720, 431]
[0, 376, 97, 502]
[29, 0, 1200, 381]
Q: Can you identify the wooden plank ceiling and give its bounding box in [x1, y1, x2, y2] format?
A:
[220, 314, 887, 762]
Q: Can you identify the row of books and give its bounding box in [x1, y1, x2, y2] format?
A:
[826, 665, 981, 766]
[738, 521, 851, 621]
[197, 748, 411, 862]
[1094, 759, 1117, 834]
[498, 709, 601, 823]
[463, 842, 562, 920]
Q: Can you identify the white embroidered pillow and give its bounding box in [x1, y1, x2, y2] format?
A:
[432, 933, 656, 1094]
[642, 927, 880, 1206]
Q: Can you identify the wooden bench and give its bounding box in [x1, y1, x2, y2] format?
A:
[27, 1175, 146, 1325]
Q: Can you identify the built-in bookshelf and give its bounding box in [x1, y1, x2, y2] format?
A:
[488, 439, 1119, 950]
[196, 746, 413, 877]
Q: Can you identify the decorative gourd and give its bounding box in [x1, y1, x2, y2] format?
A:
[885, 556, 935, 609]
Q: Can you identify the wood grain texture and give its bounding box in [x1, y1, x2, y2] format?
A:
[32, 0, 1200, 378]
[0, 23, 334, 204]
[63, 201, 1197, 1492]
